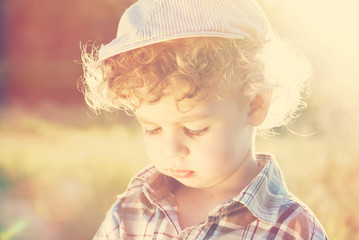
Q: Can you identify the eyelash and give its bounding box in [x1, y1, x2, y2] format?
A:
[145, 127, 209, 137]
[183, 127, 209, 137]
[145, 128, 161, 136]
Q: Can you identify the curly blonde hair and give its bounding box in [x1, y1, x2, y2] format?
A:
[80, 36, 311, 130]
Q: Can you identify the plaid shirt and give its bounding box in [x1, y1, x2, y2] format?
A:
[93, 154, 327, 239]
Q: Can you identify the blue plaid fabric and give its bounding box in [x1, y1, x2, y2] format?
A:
[93, 154, 327, 239]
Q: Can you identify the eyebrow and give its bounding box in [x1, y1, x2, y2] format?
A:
[135, 113, 212, 125]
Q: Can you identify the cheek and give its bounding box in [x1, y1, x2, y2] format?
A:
[204, 129, 238, 153]
[143, 138, 164, 165]
[144, 139, 156, 158]
[190, 139, 231, 170]
[196, 128, 246, 164]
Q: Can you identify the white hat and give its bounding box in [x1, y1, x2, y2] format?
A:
[98, 0, 272, 61]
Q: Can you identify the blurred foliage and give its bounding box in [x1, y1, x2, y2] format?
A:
[0, 106, 146, 240]
[2, 0, 134, 104]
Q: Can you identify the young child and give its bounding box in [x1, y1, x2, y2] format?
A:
[81, 0, 328, 239]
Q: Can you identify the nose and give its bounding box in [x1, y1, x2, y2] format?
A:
[163, 132, 189, 158]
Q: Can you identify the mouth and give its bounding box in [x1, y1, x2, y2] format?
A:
[170, 169, 194, 178]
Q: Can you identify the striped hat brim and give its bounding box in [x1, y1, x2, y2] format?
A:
[99, 0, 272, 61]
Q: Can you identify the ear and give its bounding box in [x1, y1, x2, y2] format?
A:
[247, 94, 271, 127]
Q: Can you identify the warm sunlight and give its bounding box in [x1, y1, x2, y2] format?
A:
[1, 0, 358, 239]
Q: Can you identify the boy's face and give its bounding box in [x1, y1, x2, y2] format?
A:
[135, 96, 255, 190]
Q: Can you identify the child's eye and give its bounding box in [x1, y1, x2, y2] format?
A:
[145, 128, 162, 136]
[183, 127, 209, 137]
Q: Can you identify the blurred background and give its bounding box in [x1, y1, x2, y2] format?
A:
[0, 0, 358, 239]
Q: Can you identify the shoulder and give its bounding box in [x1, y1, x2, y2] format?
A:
[93, 165, 155, 240]
[270, 192, 327, 240]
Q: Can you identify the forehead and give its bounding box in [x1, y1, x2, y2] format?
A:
[135, 96, 242, 124]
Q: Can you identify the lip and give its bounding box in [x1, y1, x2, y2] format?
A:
[170, 169, 194, 178]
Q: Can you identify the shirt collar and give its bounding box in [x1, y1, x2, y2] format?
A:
[234, 153, 288, 224]
[130, 166, 177, 204]
[133, 153, 287, 225]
